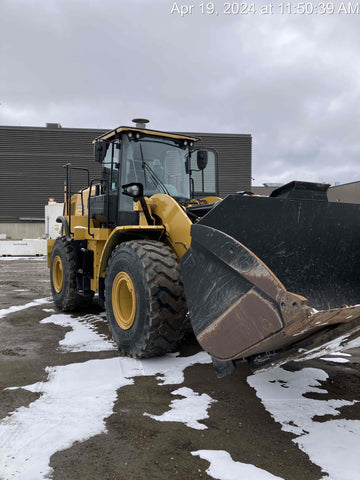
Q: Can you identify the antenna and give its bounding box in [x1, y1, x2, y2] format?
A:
[132, 118, 150, 129]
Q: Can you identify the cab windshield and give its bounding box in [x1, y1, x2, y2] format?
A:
[121, 134, 190, 200]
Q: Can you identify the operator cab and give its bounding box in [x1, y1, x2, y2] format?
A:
[90, 121, 218, 227]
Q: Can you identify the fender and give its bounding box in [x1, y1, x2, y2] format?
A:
[55, 216, 72, 242]
[96, 225, 166, 307]
[98, 225, 166, 279]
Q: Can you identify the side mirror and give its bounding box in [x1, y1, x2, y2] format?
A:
[197, 150, 208, 170]
[122, 182, 144, 201]
[94, 141, 108, 163]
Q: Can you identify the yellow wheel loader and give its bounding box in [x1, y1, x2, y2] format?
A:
[48, 119, 360, 376]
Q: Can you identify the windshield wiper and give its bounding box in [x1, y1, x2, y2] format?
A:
[139, 145, 170, 196]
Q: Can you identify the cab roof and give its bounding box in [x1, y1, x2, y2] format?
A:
[92, 126, 200, 143]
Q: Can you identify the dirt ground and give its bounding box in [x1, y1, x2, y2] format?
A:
[1, 258, 360, 480]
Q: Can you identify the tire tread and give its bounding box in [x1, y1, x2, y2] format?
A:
[50, 237, 86, 311]
[106, 240, 187, 358]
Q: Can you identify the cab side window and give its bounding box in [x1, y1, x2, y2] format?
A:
[102, 142, 120, 191]
[191, 150, 218, 197]
[102, 143, 112, 190]
[111, 141, 120, 190]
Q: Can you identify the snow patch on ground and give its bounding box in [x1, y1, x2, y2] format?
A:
[0, 358, 133, 480]
[0, 256, 46, 261]
[41, 313, 116, 352]
[296, 419, 360, 480]
[297, 328, 360, 362]
[0, 298, 51, 319]
[342, 335, 360, 351]
[248, 367, 360, 480]
[320, 357, 350, 364]
[0, 352, 211, 480]
[144, 386, 216, 430]
[134, 351, 211, 385]
[192, 450, 284, 480]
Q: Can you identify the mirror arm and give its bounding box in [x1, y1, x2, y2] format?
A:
[139, 197, 154, 225]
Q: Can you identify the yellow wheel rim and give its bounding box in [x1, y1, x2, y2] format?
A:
[112, 272, 136, 330]
[52, 255, 64, 293]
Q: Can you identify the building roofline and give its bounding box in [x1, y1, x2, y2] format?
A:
[0, 125, 108, 133]
[329, 180, 360, 189]
[179, 131, 252, 138]
[0, 125, 252, 138]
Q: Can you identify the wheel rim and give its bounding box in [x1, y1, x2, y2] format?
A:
[53, 255, 64, 293]
[112, 272, 136, 330]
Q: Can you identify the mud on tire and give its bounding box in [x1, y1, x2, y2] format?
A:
[50, 237, 87, 311]
[105, 240, 188, 358]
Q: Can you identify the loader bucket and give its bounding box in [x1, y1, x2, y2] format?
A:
[181, 182, 360, 364]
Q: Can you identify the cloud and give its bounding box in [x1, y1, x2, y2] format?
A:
[1, 0, 360, 185]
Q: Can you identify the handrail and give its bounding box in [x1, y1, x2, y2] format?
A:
[71, 166, 90, 188]
[62, 164, 91, 236]
[64, 163, 72, 237]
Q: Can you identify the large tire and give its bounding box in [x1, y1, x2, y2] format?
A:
[105, 240, 187, 358]
[50, 237, 85, 311]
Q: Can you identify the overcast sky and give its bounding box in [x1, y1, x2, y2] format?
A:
[1, 0, 359, 185]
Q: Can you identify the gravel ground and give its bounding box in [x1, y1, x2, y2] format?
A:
[1, 258, 360, 480]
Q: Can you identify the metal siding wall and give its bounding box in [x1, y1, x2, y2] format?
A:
[0, 126, 252, 222]
[327, 182, 360, 204]
[0, 127, 105, 222]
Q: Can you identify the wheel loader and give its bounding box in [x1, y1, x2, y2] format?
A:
[48, 119, 360, 376]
